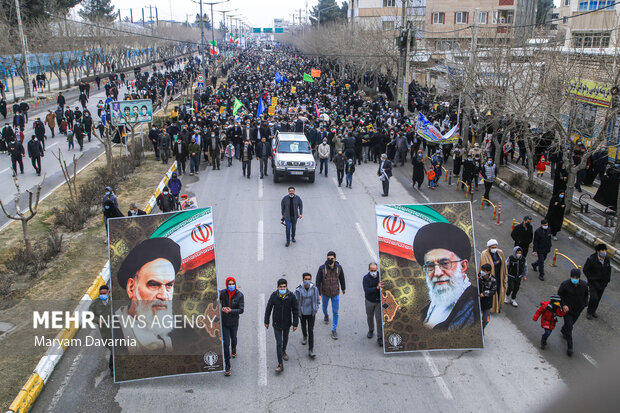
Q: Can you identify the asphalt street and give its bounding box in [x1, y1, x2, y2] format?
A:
[29, 154, 619, 412]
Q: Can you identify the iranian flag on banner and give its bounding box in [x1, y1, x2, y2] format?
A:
[375, 205, 448, 261]
[150, 208, 215, 271]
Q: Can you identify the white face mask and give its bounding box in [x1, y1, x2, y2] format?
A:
[516, 253, 522, 258]
[490, 248, 498, 254]
[542, 225, 548, 230]
[369, 271, 378, 278]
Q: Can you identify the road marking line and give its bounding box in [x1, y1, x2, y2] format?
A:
[258, 179, 264, 199]
[258, 293, 267, 386]
[332, 177, 346, 200]
[257, 220, 264, 262]
[0, 167, 10, 174]
[581, 352, 598, 367]
[47, 142, 58, 149]
[414, 187, 431, 203]
[46, 347, 84, 413]
[355, 222, 378, 262]
[422, 351, 454, 400]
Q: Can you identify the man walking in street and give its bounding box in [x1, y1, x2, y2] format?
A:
[256, 136, 271, 178]
[532, 219, 553, 281]
[318, 137, 330, 177]
[481, 157, 497, 201]
[510, 215, 533, 257]
[334, 148, 346, 186]
[264, 278, 299, 374]
[583, 243, 612, 320]
[89, 285, 114, 376]
[159, 131, 171, 164]
[27, 135, 44, 176]
[241, 139, 254, 178]
[316, 251, 346, 340]
[7, 138, 25, 176]
[363, 262, 383, 346]
[45, 110, 56, 138]
[281, 186, 302, 247]
[558, 269, 589, 357]
[378, 153, 392, 197]
[294, 273, 320, 359]
[220, 277, 244, 376]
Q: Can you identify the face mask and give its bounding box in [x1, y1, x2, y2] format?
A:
[323, 140, 327, 144]
[244, 145, 248, 148]
[327, 258, 335, 265]
[490, 248, 498, 254]
[303, 280, 311, 287]
[104, 205, 110, 210]
[467, 158, 472, 161]
[571, 278, 579, 285]
[487, 161, 492, 165]
[163, 191, 169, 195]
[99, 294, 108, 300]
[542, 225, 548, 230]
[227, 285, 235, 292]
[369, 271, 378, 278]
[516, 253, 522, 258]
[105, 191, 110, 196]
[278, 289, 287, 295]
[559, 195, 564, 199]
[599, 251, 607, 258]
[480, 271, 487, 277]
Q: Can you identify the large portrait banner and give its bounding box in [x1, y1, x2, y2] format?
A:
[108, 207, 223, 382]
[376, 202, 483, 353]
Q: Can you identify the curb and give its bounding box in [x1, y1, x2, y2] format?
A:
[495, 177, 619, 266]
[7, 162, 177, 413]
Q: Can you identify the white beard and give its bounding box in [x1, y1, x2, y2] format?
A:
[135, 288, 174, 339]
[426, 266, 468, 308]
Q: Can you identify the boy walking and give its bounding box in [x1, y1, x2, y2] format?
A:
[533, 295, 566, 349]
[264, 278, 299, 374]
[505, 246, 527, 307]
[294, 273, 320, 358]
[478, 264, 497, 332]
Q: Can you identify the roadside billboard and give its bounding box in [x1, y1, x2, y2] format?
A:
[110, 99, 153, 126]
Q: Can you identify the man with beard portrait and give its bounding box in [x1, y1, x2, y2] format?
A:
[113, 237, 182, 354]
[413, 222, 479, 330]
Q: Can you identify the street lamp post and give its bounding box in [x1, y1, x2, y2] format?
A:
[195, 0, 229, 80]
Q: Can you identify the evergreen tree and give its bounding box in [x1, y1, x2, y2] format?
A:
[310, 0, 348, 26]
[79, 0, 117, 23]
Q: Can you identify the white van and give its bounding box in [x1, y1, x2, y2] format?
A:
[272, 132, 316, 183]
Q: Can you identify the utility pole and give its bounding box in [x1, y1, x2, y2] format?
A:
[199, 0, 207, 84]
[396, 0, 407, 104]
[462, 8, 479, 147]
[14, 0, 31, 98]
[142, 8, 145, 26]
[403, 19, 412, 111]
[130, 8, 133, 23]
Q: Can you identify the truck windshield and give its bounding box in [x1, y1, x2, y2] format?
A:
[278, 140, 311, 154]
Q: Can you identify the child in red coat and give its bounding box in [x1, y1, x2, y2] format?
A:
[533, 294, 566, 349]
[536, 156, 550, 177]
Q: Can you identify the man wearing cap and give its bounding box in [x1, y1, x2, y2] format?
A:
[114, 238, 182, 354]
[558, 269, 589, 357]
[413, 222, 479, 330]
[479, 239, 507, 313]
[510, 216, 533, 257]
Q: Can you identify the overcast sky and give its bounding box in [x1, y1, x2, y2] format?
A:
[110, 0, 319, 28]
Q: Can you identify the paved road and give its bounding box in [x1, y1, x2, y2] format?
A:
[29, 155, 619, 412]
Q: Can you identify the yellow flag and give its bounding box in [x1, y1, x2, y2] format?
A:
[271, 97, 278, 106]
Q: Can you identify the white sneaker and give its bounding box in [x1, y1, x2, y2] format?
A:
[504, 296, 510, 304]
[511, 299, 519, 307]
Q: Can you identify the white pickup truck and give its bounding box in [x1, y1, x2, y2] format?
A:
[271, 132, 316, 183]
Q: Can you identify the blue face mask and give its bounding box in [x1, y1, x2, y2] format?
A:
[278, 289, 287, 295]
[99, 294, 108, 300]
[303, 280, 311, 287]
[571, 278, 579, 285]
[227, 285, 235, 292]
[559, 194, 564, 199]
[104, 205, 110, 210]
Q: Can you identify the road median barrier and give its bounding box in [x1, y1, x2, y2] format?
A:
[7, 161, 177, 413]
[551, 248, 582, 270]
[480, 197, 497, 220]
[455, 179, 472, 200]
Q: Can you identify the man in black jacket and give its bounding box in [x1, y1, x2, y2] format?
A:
[510, 215, 533, 257]
[156, 186, 175, 212]
[532, 219, 552, 281]
[281, 186, 303, 247]
[583, 243, 612, 320]
[264, 278, 299, 374]
[8, 139, 25, 176]
[378, 153, 392, 197]
[255, 136, 271, 178]
[558, 269, 589, 357]
[27, 135, 44, 176]
[241, 139, 254, 178]
[220, 276, 244, 376]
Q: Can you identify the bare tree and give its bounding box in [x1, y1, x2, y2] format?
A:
[0, 175, 45, 255]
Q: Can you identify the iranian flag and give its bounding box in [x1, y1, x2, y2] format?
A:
[150, 208, 216, 271]
[375, 205, 448, 261]
[209, 40, 219, 55]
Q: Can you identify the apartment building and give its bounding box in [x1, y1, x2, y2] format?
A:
[424, 0, 537, 50]
[348, 0, 426, 34]
[553, 0, 619, 51]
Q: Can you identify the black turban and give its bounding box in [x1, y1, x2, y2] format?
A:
[413, 222, 471, 263]
[117, 238, 182, 290]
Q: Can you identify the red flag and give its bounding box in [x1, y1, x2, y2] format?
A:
[315, 103, 320, 118]
[311, 69, 321, 77]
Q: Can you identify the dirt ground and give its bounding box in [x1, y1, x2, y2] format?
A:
[0, 150, 170, 409]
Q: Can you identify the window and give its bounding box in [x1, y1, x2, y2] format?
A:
[478, 11, 488, 24]
[383, 0, 396, 7]
[573, 31, 611, 48]
[432, 12, 445, 24]
[492, 11, 498, 24]
[564, 0, 570, 5]
[455, 11, 469, 24]
[382, 20, 395, 30]
[579, 0, 615, 10]
[495, 10, 514, 24]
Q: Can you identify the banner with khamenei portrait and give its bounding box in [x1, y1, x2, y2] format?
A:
[376, 202, 483, 353]
[107, 207, 223, 382]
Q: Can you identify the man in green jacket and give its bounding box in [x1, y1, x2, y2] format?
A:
[89, 285, 113, 375]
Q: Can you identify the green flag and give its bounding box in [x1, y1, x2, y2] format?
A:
[303, 73, 314, 83]
[233, 97, 243, 115]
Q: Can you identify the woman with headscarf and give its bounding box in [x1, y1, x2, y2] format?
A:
[102, 198, 123, 244]
[546, 191, 566, 241]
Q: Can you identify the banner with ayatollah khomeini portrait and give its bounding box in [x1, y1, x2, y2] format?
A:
[107, 207, 223, 382]
[376, 202, 483, 353]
